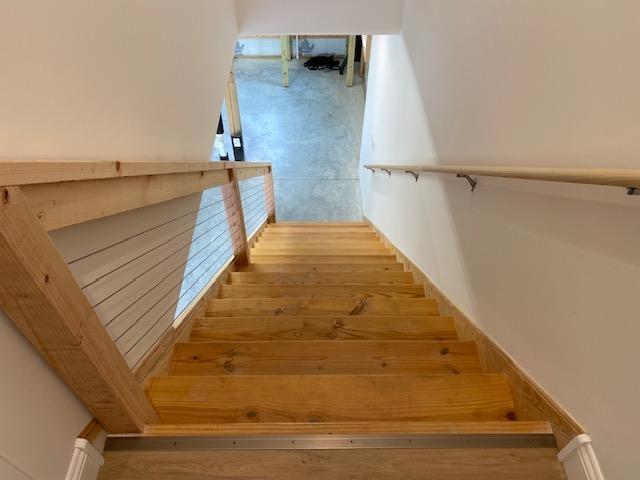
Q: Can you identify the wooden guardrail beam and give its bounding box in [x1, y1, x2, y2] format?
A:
[0, 160, 271, 186]
[0, 186, 160, 433]
[0, 161, 272, 230]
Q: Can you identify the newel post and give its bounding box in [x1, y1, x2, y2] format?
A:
[223, 169, 250, 265]
[263, 167, 276, 223]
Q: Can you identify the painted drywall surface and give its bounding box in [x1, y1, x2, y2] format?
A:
[0, 311, 92, 480]
[0, 2, 240, 477]
[0, 0, 237, 161]
[235, 0, 404, 35]
[359, 2, 640, 478]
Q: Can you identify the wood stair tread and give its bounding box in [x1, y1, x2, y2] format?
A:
[228, 271, 415, 284]
[191, 316, 458, 341]
[146, 374, 516, 424]
[168, 340, 481, 375]
[251, 255, 399, 264]
[139, 220, 555, 468]
[236, 263, 406, 272]
[206, 297, 440, 316]
[218, 284, 425, 299]
[251, 248, 391, 256]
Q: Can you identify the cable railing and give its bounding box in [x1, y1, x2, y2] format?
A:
[364, 163, 640, 195]
[240, 176, 269, 238]
[0, 160, 274, 433]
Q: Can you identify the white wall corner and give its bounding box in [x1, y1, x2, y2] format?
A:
[64, 439, 104, 480]
[558, 434, 605, 480]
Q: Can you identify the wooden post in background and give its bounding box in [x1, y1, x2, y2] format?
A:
[263, 167, 276, 223]
[0, 186, 159, 433]
[225, 69, 242, 137]
[280, 35, 290, 87]
[225, 68, 245, 161]
[222, 169, 250, 265]
[346, 35, 357, 87]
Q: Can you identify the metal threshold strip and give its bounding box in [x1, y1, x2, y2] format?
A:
[106, 433, 556, 451]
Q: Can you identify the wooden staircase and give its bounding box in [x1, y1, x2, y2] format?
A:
[101, 222, 566, 479]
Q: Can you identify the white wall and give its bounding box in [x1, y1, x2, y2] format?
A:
[0, 0, 237, 161]
[235, 0, 404, 35]
[0, 1, 240, 478]
[0, 311, 92, 480]
[360, 2, 640, 479]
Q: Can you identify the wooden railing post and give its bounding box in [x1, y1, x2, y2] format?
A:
[280, 35, 290, 87]
[223, 169, 250, 265]
[0, 186, 159, 433]
[263, 167, 276, 223]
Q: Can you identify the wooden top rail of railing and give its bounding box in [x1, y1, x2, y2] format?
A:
[364, 164, 640, 194]
[0, 160, 272, 230]
[0, 160, 274, 434]
[0, 159, 271, 186]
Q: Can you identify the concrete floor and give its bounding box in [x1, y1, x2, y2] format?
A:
[219, 58, 365, 221]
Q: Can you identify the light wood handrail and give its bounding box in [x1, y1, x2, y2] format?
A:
[364, 164, 640, 192]
[0, 159, 271, 186]
[0, 160, 275, 433]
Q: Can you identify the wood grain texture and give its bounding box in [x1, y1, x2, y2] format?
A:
[236, 263, 405, 273]
[251, 247, 390, 256]
[251, 255, 399, 264]
[168, 341, 481, 375]
[99, 448, 566, 480]
[259, 232, 380, 240]
[255, 239, 385, 248]
[223, 169, 250, 266]
[147, 374, 516, 424]
[132, 260, 237, 384]
[0, 187, 158, 432]
[263, 171, 276, 223]
[22, 169, 230, 231]
[366, 216, 584, 448]
[262, 227, 373, 234]
[206, 298, 440, 317]
[0, 159, 271, 186]
[191, 316, 457, 342]
[142, 420, 553, 436]
[218, 284, 425, 299]
[364, 163, 640, 189]
[228, 271, 414, 285]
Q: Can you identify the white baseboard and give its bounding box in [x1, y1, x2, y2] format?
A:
[65, 439, 104, 480]
[558, 434, 604, 480]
